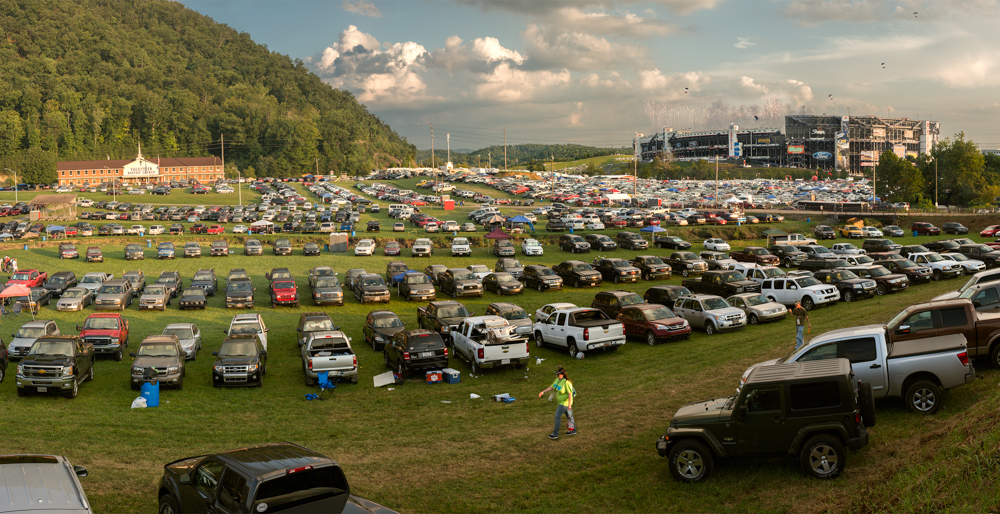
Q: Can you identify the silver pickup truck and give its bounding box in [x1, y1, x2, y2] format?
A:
[741, 324, 976, 414]
[533, 307, 625, 356]
[301, 331, 358, 385]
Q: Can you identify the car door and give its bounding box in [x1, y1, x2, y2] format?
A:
[616, 309, 636, 337]
[736, 385, 787, 454]
[839, 336, 886, 392]
[970, 287, 1000, 313]
[181, 459, 225, 512]
[781, 279, 798, 304]
[549, 313, 569, 345]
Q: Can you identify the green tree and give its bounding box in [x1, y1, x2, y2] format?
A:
[19, 147, 57, 184]
[873, 150, 923, 203]
[0, 110, 24, 155]
[926, 133, 997, 206]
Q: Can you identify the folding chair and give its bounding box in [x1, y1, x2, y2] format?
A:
[10, 302, 22, 319]
[317, 371, 339, 398]
[0, 304, 10, 320]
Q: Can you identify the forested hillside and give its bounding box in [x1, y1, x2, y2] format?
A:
[416, 144, 620, 169]
[0, 0, 415, 183]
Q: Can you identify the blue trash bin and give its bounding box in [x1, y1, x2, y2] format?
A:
[324, 244, 329, 251]
[140, 381, 160, 407]
[913, 230, 918, 237]
[806, 218, 810, 223]
[147, 239, 152, 248]
[22, 244, 28, 251]
[42, 236, 46, 242]
[569, 226, 574, 234]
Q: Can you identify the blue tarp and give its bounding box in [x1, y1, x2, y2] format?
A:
[391, 270, 424, 283]
[46, 225, 65, 232]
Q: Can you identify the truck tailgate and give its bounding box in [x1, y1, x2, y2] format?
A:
[482, 338, 529, 361]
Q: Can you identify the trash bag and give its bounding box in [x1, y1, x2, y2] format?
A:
[131, 397, 147, 409]
[575, 351, 586, 359]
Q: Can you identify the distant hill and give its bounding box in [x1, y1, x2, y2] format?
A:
[0, 0, 415, 183]
[416, 144, 619, 169]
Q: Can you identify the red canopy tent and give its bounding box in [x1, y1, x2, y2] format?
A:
[484, 227, 512, 240]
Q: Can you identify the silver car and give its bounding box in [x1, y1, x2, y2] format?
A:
[79, 272, 112, 294]
[161, 323, 202, 360]
[139, 284, 171, 311]
[8, 320, 60, 358]
[671, 294, 747, 335]
[56, 287, 94, 312]
[726, 293, 788, 325]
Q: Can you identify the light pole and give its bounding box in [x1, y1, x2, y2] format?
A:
[3, 168, 15, 204]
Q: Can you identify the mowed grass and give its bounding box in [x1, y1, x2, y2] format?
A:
[2, 234, 999, 513]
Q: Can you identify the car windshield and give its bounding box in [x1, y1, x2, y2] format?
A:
[84, 318, 120, 330]
[762, 268, 785, 278]
[616, 294, 643, 307]
[218, 341, 257, 357]
[181, 289, 202, 297]
[536, 267, 556, 276]
[303, 319, 334, 331]
[28, 341, 73, 356]
[675, 252, 697, 260]
[572, 264, 594, 272]
[744, 294, 771, 307]
[524, 240, 540, 246]
[839, 244, 857, 250]
[48, 276, 66, 284]
[978, 246, 994, 253]
[438, 306, 470, 318]
[373, 316, 404, 328]
[469, 265, 489, 273]
[452, 270, 476, 280]
[813, 247, 832, 254]
[126, 244, 140, 250]
[158, 244, 172, 250]
[959, 288, 979, 300]
[247, 241, 261, 247]
[896, 260, 917, 268]
[156, 277, 176, 285]
[87, 249, 100, 254]
[834, 271, 859, 280]
[193, 273, 213, 281]
[868, 267, 891, 277]
[10, 272, 30, 281]
[750, 248, 767, 255]
[81, 276, 102, 283]
[454, 238, 469, 245]
[213, 242, 226, 247]
[407, 274, 432, 284]
[16, 327, 45, 338]
[610, 260, 632, 268]
[361, 276, 385, 287]
[137, 344, 178, 357]
[186, 243, 200, 249]
[314, 277, 340, 288]
[643, 306, 676, 320]
[667, 237, 683, 242]
[948, 254, 970, 262]
[795, 277, 821, 287]
[720, 272, 744, 282]
[163, 327, 194, 339]
[500, 308, 529, 320]
[641, 257, 664, 265]
[922, 254, 945, 262]
[854, 256, 874, 264]
[502, 259, 521, 267]
[494, 273, 518, 283]
[703, 298, 730, 310]
[99, 285, 123, 294]
[62, 289, 86, 298]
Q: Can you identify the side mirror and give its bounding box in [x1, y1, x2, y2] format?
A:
[74, 465, 88, 478]
[973, 301, 982, 308]
[76, 325, 82, 332]
[737, 404, 747, 420]
[211, 351, 218, 356]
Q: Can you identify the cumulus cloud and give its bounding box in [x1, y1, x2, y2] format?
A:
[934, 52, 1000, 88]
[734, 37, 756, 49]
[455, 0, 720, 17]
[342, 0, 381, 17]
[521, 24, 648, 71]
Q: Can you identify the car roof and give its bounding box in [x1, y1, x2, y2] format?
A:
[745, 358, 851, 386]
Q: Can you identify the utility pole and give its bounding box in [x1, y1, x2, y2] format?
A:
[934, 157, 938, 207]
[431, 124, 435, 170]
[503, 129, 507, 171]
[715, 155, 719, 208]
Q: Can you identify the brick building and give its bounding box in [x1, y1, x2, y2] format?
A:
[57, 146, 223, 187]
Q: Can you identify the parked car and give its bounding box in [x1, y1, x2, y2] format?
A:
[911, 222, 941, 236]
[157, 242, 176, 259]
[671, 294, 746, 335]
[55, 287, 94, 311]
[211, 334, 266, 387]
[725, 293, 788, 325]
[591, 289, 645, 318]
[363, 310, 405, 352]
[813, 225, 836, 240]
[85, 247, 103, 262]
[183, 241, 202, 258]
[0, 454, 92, 512]
[655, 236, 692, 250]
[129, 335, 185, 389]
[703, 238, 730, 251]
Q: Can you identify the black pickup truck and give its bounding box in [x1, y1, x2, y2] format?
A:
[417, 300, 472, 344]
[16, 335, 95, 399]
[681, 270, 760, 296]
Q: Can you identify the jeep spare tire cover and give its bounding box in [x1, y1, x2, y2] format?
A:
[858, 382, 877, 427]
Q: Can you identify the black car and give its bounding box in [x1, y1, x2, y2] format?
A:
[942, 222, 969, 235]
[494, 258, 524, 279]
[296, 312, 337, 346]
[178, 288, 207, 310]
[384, 329, 448, 378]
[591, 289, 646, 318]
[190, 268, 218, 296]
[483, 272, 524, 295]
[655, 236, 692, 250]
[923, 240, 961, 253]
[559, 234, 590, 253]
[546, 219, 566, 232]
[643, 285, 693, 306]
[424, 264, 449, 285]
[592, 258, 641, 284]
[813, 225, 837, 240]
[366, 220, 380, 232]
[584, 234, 617, 251]
[523, 264, 563, 291]
[211, 335, 267, 387]
[553, 260, 602, 288]
[303, 243, 321, 256]
[862, 238, 902, 253]
[17, 287, 53, 314]
[225, 278, 256, 308]
[156, 271, 184, 297]
[43, 271, 78, 298]
[363, 310, 405, 352]
[813, 269, 877, 302]
[124, 243, 144, 260]
[354, 273, 391, 303]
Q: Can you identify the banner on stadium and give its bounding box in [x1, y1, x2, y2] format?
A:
[872, 128, 886, 138]
[787, 145, 805, 154]
[893, 144, 907, 158]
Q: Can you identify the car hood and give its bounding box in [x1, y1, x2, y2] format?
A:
[58, 297, 85, 305]
[141, 293, 169, 300]
[438, 316, 466, 327]
[454, 279, 481, 287]
[405, 283, 435, 292]
[215, 356, 260, 366]
[191, 280, 215, 288]
[22, 355, 74, 366]
[361, 286, 389, 293]
[133, 356, 180, 369]
[9, 337, 38, 348]
[80, 329, 120, 337]
[671, 396, 733, 425]
[314, 286, 343, 294]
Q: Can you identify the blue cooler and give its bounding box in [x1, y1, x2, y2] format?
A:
[442, 368, 461, 384]
[141, 381, 160, 407]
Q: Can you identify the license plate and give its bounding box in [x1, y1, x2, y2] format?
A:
[604, 329, 609, 333]
[37, 387, 47, 392]
[501, 359, 510, 365]
[420, 351, 433, 358]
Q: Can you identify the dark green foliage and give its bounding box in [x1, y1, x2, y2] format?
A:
[0, 0, 414, 180]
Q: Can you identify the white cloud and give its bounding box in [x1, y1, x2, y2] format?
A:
[934, 52, 1000, 88]
[455, 0, 720, 17]
[469, 37, 524, 64]
[522, 24, 647, 71]
[474, 62, 571, 102]
[734, 37, 756, 49]
[552, 7, 676, 38]
[342, 0, 381, 18]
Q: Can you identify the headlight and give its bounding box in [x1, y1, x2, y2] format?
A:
[686, 264, 692, 268]
[61, 366, 73, 377]
[214, 365, 224, 372]
[247, 364, 259, 372]
[111, 338, 120, 343]
[655, 324, 667, 331]
[715, 315, 722, 320]
[17, 364, 24, 374]
[132, 366, 143, 374]
[167, 366, 179, 374]
[854, 285, 863, 289]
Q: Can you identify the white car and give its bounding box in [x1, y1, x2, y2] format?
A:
[939, 253, 985, 275]
[232, 224, 248, 234]
[441, 220, 459, 232]
[77, 199, 94, 207]
[585, 220, 605, 230]
[451, 237, 471, 257]
[302, 202, 313, 211]
[425, 223, 440, 233]
[467, 264, 491, 280]
[760, 276, 840, 310]
[908, 252, 962, 281]
[535, 302, 577, 323]
[127, 225, 146, 236]
[703, 238, 731, 251]
[521, 238, 544, 256]
[56, 186, 72, 193]
[148, 225, 166, 235]
[354, 239, 376, 256]
[862, 227, 883, 237]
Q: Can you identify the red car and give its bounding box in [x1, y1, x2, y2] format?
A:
[270, 280, 299, 307]
[616, 303, 691, 344]
[982, 225, 1000, 237]
[911, 222, 940, 236]
[608, 217, 628, 228]
[384, 241, 402, 256]
[206, 225, 224, 235]
[190, 223, 207, 234]
[6, 269, 48, 288]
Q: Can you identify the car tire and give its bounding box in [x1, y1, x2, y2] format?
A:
[875, 284, 887, 296]
[535, 331, 545, 347]
[799, 434, 846, 479]
[646, 331, 657, 346]
[801, 296, 815, 311]
[0, 366, 5, 383]
[115, 348, 123, 362]
[568, 340, 579, 357]
[668, 439, 713, 483]
[748, 314, 759, 325]
[859, 382, 877, 427]
[905, 380, 942, 414]
[536, 281, 544, 292]
[988, 260, 996, 269]
[471, 359, 480, 376]
[783, 258, 792, 268]
[159, 495, 180, 514]
[933, 270, 942, 281]
[843, 291, 854, 302]
[86, 363, 94, 382]
[681, 270, 689, 277]
[66, 380, 78, 399]
[704, 322, 716, 335]
[397, 361, 406, 379]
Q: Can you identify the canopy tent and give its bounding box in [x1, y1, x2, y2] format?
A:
[0, 284, 31, 298]
[250, 220, 274, 226]
[484, 227, 512, 240]
[484, 214, 505, 224]
[507, 215, 535, 232]
[45, 225, 65, 232]
[0, 233, 13, 241]
[762, 228, 787, 236]
[639, 225, 667, 233]
[27, 194, 77, 221]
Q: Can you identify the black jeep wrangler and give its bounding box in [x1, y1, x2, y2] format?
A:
[656, 359, 872, 482]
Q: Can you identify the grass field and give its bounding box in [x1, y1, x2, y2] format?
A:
[2, 223, 999, 513]
[0, 187, 263, 206]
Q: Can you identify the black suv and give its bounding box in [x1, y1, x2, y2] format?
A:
[353, 273, 391, 303]
[43, 271, 77, 297]
[438, 268, 484, 298]
[553, 260, 602, 288]
[296, 312, 337, 346]
[273, 238, 292, 255]
[523, 264, 563, 291]
[225, 278, 256, 308]
[363, 310, 405, 352]
[584, 234, 617, 251]
[616, 231, 649, 250]
[630, 255, 672, 280]
[862, 238, 902, 253]
[656, 359, 871, 482]
[643, 285, 692, 306]
[156, 271, 183, 297]
[591, 290, 646, 318]
[211, 335, 267, 387]
[494, 258, 524, 279]
[768, 244, 808, 268]
[384, 329, 448, 377]
[591, 257, 641, 284]
[813, 225, 837, 240]
[813, 269, 877, 302]
[942, 222, 968, 235]
[558, 234, 590, 253]
[386, 261, 408, 282]
[666, 252, 709, 277]
[124, 243, 144, 260]
[190, 268, 218, 296]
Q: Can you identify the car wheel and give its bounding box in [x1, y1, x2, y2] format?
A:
[471, 359, 480, 375]
[668, 440, 713, 483]
[875, 284, 887, 296]
[536, 281, 544, 292]
[988, 260, 996, 269]
[859, 382, 877, 427]
[905, 380, 942, 414]
[783, 258, 792, 268]
[0, 366, 5, 383]
[799, 434, 846, 479]
[704, 322, 716, 335]
[568, 341, 579, 357]
[397, 361, 406, 379]
[535, 331, 545, 347]
[748, 314, 759, 325]
[646, 331, 657, 346]
[86, 363, 94, 382]
[115, 348, 123, 362]
[932, 270, 942, 281]
[843, 291, 854, 302]
[681, 270, 689, 277]
[801, 296, 815, 311]
[66, 380, 78, 399]
[159, 495, 181, 514]
[613, 275, 620, 284]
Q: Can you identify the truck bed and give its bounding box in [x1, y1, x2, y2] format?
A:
[888, 333, 966, 358]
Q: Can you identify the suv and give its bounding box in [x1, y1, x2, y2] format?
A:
[591, 257, 641, 284]
[843, 265, 909, 295]
[558, 234, 590, 253]
[411, 238, 433, 257]
[190, 269, 219, 296]
[768, 244, 808, 268]
[616, 231, 649, 250]
[911, 222, 941, 236]
[244, 239, 263, 256]
[438, 268, 484, 298]
[0, 455, 91, 512]
[124, 243, 144, 260]
[225, 279, 256, 308]
[553, 260, 603, 288]
[156, 271, 183, 297]
[631, 255, 672, 280]
[296, 312, 337, 346]
[672, 294, 746, 335]
[585, 233, 617, 251]
[273, 238, 293, 255]
[878, 258, 933, 284]
[813, 269, 877, 302]
[813, 225, 836, 240]
[656, 359, 870, 482]
[94, 279, 134, 311]
[666, 252, 709, 277]
[862, 238, 902, 253]
[211, 335, 267, 387]
[384, 329, 449, 377]
[43, 271, 77, 298]
[353, 273, 391, 303]
[523, 264, 563, 291]
[941, 222, 969, 235]
[591, 290, 646, 318]
[183, 241, 202, 258]
[493, 239, 516, 256]
[210, 239, 229, 256]
[129, 335, 185, 390]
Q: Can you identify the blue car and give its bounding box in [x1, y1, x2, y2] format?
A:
[157, 242, 176, 259]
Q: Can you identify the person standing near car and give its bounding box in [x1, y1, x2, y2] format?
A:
[793, 300, 810, 350]
[539, 365, 575, 439]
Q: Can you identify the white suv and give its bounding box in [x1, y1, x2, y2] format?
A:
[451, 237, 471, 257]
[354, 239, 376, 256]
[759, 276, 840, 310]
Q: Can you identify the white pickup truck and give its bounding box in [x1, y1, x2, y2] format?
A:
[533, 307, 626, 356]
[300, 331, 358, 385]
[450, 315, 530, 374]
[224, 313, 269, 350]
[451, 237, 471, 257]
[741, 324, 976, 414]
[831, 243, 866, 255]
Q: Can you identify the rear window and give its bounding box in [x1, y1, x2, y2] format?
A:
[940, 307, 968, 328]
[407, 333, 444, 349]
[253, 466, 348, 511]
[790, 381, 841, 410]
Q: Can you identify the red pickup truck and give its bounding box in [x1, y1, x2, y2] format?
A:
[206, 225, 224, 235]
[77, 312, 130, 361]
[6, 269, 47, 288]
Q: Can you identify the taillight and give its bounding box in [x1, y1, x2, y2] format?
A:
[526, 341, 530, 353]
[443, 348, 449, 357]
[855, 411, 861, 424]
[478, 348, 484, 359]
[353, 356, 357, 368]
[403, 352, 410, 361]
[308, 359, 312, 370]
[583, 328, 590, 341]
[287, 465, 313, 474]
[957, 351, 970, 366]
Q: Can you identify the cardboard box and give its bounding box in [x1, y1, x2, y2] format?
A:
[441, 368, 460, 384]
[426, 370, 443, 384]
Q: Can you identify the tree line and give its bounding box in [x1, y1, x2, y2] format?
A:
[0, 0, 415, 184]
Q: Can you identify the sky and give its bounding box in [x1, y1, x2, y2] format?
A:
[179, 0, 1000, 152]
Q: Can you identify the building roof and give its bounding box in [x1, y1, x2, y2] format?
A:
[28, 194, 77, 206]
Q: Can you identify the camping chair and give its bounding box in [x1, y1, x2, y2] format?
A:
[0, 303, 11, 320]
[10, 302, 22, 319]
[317, 371, 339, 398]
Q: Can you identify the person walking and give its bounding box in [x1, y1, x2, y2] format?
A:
[11, 258, 17, 274]
[538, 365, 576, 439]
[793, 301, 810, 350]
